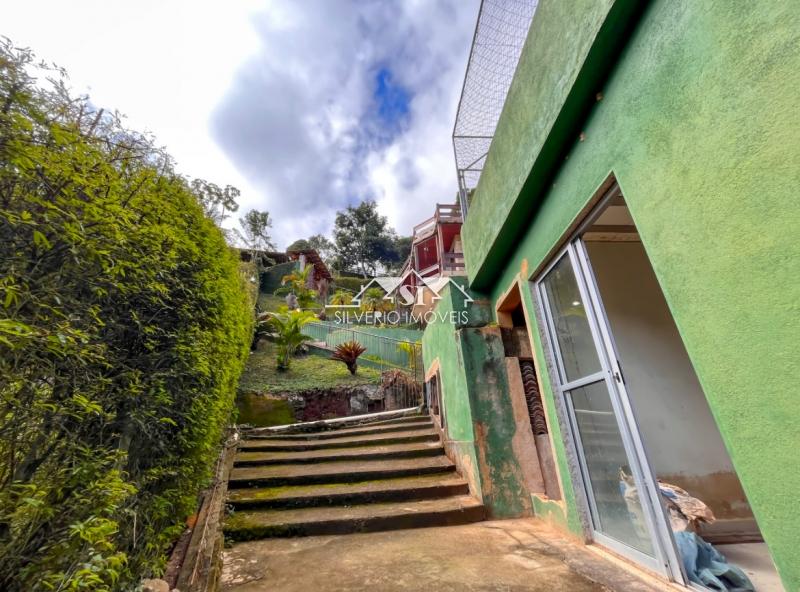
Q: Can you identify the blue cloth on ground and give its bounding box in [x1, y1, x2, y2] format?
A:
[673, 531, 755, 591]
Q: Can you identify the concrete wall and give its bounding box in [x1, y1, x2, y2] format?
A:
[460, 0, 800, 586]
[421, 283, 541, 519]
[587, 241, 751, 521]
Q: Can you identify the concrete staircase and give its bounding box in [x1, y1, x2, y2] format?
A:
[224, 413, 485, 541]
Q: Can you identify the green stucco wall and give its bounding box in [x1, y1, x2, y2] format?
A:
[422, 282, 541, 518]
[462, 0, 800, 587]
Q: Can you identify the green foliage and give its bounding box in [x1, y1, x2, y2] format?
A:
[332, 200, 399, 277]
[238, 343, 380, 395]
[235, 209, 275, 258]
[286, 239, 311, 252]
[307, 234, 335, 264]
[331, 341, 367, 375]
[0, 39, 253, 590]
[190, 178, 240, 227]
[396, 340, 421, 367]
[332, 276, 368, 294]
[274, 265, 317, 309]
[258, 309, 316, 370]
[360, 287, 394, 313]
[330, 290, 353, 306]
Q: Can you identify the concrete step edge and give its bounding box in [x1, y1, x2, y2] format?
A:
[227, 479, 471, 510]
[233, 445, 445, 467]
[224, 496, 486, 540]
[228, 462, 455, 489]
[239, 432, 440, 452]
[248, 421, 435, 441]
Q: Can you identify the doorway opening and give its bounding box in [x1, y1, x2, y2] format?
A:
[534, 184, 783, 590]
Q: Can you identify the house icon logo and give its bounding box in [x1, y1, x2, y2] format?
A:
[327, 270, 473, 309]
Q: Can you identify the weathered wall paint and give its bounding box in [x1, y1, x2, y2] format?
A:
[422, 281, 484, 500]
[465, 0, 800, 587]
[422, 283, 541, 518]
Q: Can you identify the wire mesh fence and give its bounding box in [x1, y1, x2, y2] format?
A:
[304, 321, 423, 384]
[453, 0, 538, 214]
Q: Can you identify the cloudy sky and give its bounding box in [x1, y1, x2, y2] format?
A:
[4, 0, 479, 248]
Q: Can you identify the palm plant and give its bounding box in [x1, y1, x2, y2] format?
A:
[330, 289, 353, 306]
[359, 287, 393, 313]
[331, 340, 367, 375]
[259, 309, 317, 370]
[275, 264, 318, 309]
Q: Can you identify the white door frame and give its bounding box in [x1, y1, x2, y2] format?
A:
[532, 186, 687, 583]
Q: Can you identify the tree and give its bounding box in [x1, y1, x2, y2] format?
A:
[286, 239, 311, 252]
[236, 209, 275, 256]
[332, 200, 397, 277]
[189, 178, 240, 226]
[287, 235, 335, 267]
[386, 235, 412, 274]
[308, 234, 335, 265]
[360, 287, 394, 313]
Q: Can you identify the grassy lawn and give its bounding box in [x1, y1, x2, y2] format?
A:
[238, 342, 381, 394]
[257, 292, 287, 312]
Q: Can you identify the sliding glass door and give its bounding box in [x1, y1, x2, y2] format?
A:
[536, 243, 683, 579]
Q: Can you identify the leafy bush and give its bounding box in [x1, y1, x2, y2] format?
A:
[258, 309, 317, 370]
[331, 276, 368, 294]
[274, 265, 317, 309]
[0, 39, 253, 590]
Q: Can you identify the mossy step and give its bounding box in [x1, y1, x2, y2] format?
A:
[239, 429, 439, 452]
[228, 456, 455, 489]
[234, 441, 444, 466]
[360, 414, 430, 427]
[248, 420, 434, 441]
[224, 495, 486, 540]
[227, 474, 470, 510]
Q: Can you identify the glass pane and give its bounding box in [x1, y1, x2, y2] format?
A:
[569, 381, 655, 556]
[542, 254, 601, 382]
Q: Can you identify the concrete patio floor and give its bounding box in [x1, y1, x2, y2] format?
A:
[221, 518, 665, 592]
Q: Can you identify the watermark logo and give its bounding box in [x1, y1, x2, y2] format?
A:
[327, 270, 473, 325]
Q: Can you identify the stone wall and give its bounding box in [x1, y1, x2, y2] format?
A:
[237, 384, 385, 427]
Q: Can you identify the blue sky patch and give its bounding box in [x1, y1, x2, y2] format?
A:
[372, 67, 411, 138]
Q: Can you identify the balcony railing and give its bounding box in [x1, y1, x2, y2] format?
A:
[412, 203, 462, 242]
[442, 252, 465, 274]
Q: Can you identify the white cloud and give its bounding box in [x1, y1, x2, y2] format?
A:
[3, 0, 479, 248]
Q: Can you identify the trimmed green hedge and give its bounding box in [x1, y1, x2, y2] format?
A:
[0, 41, 253, 590]
[331, 276, 370, 294]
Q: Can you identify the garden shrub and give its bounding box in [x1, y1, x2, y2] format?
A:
[0, 40, 254, 590]
[331, 276, 368, 294]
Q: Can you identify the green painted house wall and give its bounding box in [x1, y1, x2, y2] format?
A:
[428, 0, 800, 587]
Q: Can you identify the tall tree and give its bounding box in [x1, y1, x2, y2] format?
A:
[189, 178, 240, 225]
[287, 235, 335, 267]
[308, 234, 335, 264]
[236, 209, 275, 256]
[387, 235, 412, 273]
[332, 200, 395, 277]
